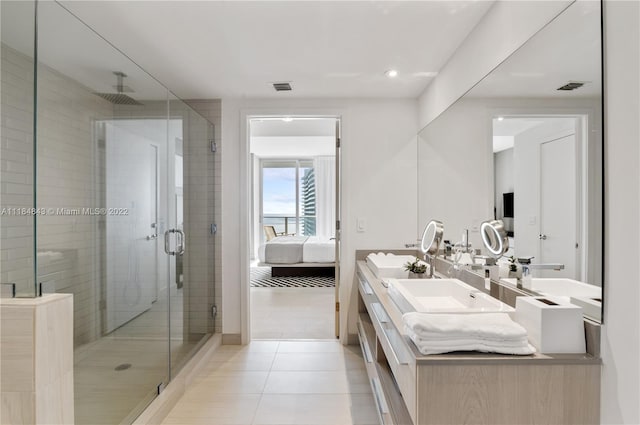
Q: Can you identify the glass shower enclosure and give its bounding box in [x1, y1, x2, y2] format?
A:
[1, 1, 217, 423]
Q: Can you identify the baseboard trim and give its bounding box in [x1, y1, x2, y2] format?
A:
[222, 333, 242, 345]
[132, 333, 222, 425]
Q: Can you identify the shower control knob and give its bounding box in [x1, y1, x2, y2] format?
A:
[539, 234, 547, 240]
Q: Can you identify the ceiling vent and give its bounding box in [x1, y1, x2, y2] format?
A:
[557, 81, 586, 91]
[273, 82, 292, 92]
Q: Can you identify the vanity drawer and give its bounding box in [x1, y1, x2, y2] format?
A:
[369, 302, 417, 423]
[357, 271, 376, 302]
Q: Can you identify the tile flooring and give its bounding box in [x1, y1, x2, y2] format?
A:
[251, 288, 335, 339]
[162, 340, 378, 425]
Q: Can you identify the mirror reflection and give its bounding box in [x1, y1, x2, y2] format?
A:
[417, 1, 602, 321]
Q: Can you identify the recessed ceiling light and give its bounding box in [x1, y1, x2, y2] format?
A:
[282, 117, 293, 123]
[497, 117, 505, 121]
[385, 69, 398, 78]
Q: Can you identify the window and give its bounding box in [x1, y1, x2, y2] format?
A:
[261, 160, 316, 236]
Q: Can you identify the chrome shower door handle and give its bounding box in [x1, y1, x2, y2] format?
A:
[539, 234, 548, 240]
[164, 229, 184, 256]
[164, 230, 173, 255]
[176, 229, 185, 255]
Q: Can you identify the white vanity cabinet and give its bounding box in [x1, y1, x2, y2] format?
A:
[356, 259, 601, 425]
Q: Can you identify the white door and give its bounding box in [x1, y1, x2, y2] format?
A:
[104, 121, 159, 333]
[539, 135, 577, 278]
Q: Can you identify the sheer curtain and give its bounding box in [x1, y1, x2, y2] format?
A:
[314, 156, 336, 239]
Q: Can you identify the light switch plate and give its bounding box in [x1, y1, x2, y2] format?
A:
[357, 217, 366, 232]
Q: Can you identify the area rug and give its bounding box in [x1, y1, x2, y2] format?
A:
[250, 267, 335, 288]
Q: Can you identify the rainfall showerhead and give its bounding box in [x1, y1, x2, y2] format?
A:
[94, 72, 143, 106]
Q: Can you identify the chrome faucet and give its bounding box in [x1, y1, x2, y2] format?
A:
[515, 262, 565, 288]
[423, 253, 436, 278]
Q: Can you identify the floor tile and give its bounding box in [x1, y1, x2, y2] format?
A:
[191, 371, 269, 394]
[264, 371, 371, 394]
[251, 287, 335, 339]
[253, 394, 378, 425]
[277, 340, 343, 353]
[163, 394, 261, 424]
[271, 352, 365, 371]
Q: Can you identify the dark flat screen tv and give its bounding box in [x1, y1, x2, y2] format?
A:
[503, 192, 514, 218]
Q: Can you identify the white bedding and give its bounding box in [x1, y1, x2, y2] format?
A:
[259, 236, 335, 264]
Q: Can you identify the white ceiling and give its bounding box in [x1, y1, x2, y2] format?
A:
[52, 1, 494, 99]
[492, 117, 575, 153]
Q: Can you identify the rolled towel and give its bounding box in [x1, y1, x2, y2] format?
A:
[403, 312, 527, 341]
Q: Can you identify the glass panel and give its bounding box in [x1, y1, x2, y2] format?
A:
[167, 96, 215, 376]
[1, 0, 37, 297]
[35, 2, 169, 423]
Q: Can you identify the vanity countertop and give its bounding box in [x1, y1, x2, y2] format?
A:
[357, 260, 601, 366]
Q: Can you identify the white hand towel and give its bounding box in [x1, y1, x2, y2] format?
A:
[403, 312, 527, 341]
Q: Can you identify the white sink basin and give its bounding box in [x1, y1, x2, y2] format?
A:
[387, 278, 514, 314]
[501, 278, 601, 302]
[366, 253, 419, 279]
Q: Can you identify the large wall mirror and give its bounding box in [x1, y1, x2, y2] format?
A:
[417, 1, 603, 322]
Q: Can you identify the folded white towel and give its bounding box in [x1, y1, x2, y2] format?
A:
[403, 312, 527, 341]
[405, 327, 530, 348]
[410, 339, 536, 356]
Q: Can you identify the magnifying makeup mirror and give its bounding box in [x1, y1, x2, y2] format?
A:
[480, 219, 509, 259]
[420, 220, 444, 256]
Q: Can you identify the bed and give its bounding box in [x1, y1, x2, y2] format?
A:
[258, 236, 335, 277]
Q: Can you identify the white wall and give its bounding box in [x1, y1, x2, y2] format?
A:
[601, 1, 640, 423]
[417, 0, 572, 128]
[221, 98, 418, 341]
[417, 98, 493, 250]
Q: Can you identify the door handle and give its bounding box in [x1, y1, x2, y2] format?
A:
[176, 229, 185, 255]
[539, 234, 548, 240]
[164, 229, 185, 255]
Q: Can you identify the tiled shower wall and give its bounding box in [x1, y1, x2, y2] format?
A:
[1, 45, 36, 296]
[1, 43, 113, 345]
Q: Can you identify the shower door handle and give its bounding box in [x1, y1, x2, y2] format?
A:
[176, 229, 185, 255]
[164, 229, 184, 256]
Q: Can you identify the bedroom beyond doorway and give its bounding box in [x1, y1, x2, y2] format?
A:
[248, 116, 340, 340]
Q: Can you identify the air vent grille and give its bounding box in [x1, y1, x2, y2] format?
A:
[557, 81, 585, 91]
[273, 82, 292, 92]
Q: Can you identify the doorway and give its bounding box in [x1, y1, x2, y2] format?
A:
[248, 116, 341, 339]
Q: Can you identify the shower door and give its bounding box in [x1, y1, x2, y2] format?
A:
[167, 98, 216, 376]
